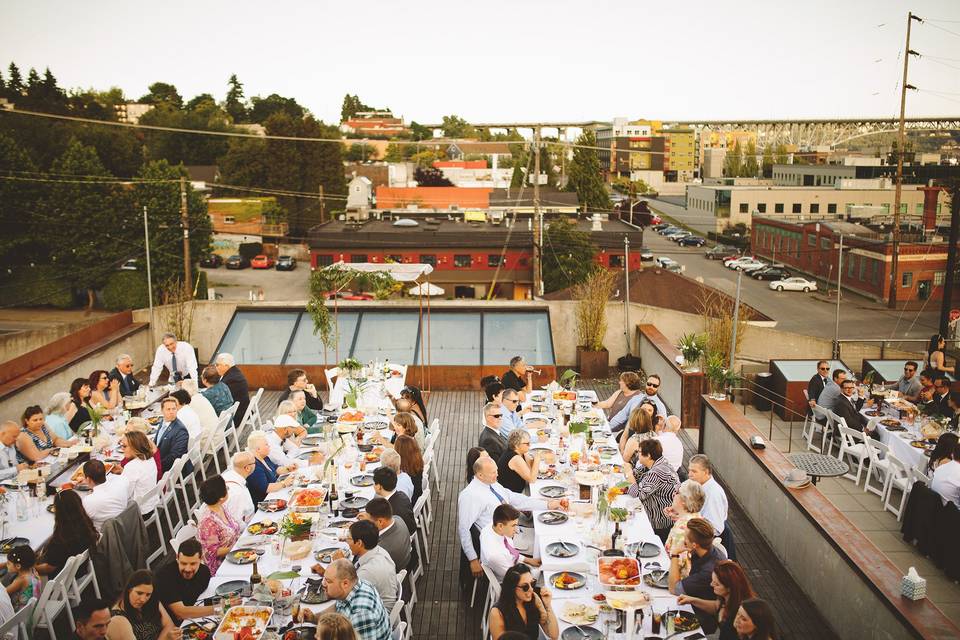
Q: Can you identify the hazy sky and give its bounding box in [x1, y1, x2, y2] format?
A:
[2, 0, 959, 126]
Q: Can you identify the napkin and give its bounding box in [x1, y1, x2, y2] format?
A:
[902, 566, 926, 600]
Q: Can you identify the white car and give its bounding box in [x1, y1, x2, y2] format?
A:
[723, 256, 756, 268]
[769, 277, 818, 292]
[738, 260, 769, 272]
[656, 256, 682, 272]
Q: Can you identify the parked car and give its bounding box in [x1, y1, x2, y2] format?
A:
[737, 259, 769, 272]
[656, 256, 682, 272]
[200, 254, 223, 268]
[119, 259, 138, 271]
[251, 254, 275, 269]
[657, 225, 680, 235]
[665, 231, 692, 242]
[705, 245, 738, 260]
[677, 236, 706, 247]
[225, 254, 250, 269]
[724, 256, 757, 268]
[276, 255, 297, 271]
[652, 223, 672, 232]
[638, 246, 654, 261]
[770, 277, 818, 292]
[752, 267, 791, 281]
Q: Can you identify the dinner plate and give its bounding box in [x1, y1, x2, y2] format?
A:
[226, 548, 260, 565]
[558, 601, 600, 626]
[259, 499, 287, 512]
[329, 519, 354, 529]
[350, 474, 374, 487]
[297, 449, 321, 460]
[302, 436, 324, 446]
[215, 580, 249, 596]
[539, 485, 567, 498]
[624, 542, 660, 558]
[549, 571, 586, 590]
[0, 537, 29, 554]
[664, 610, 700, 632]
[560, 626, 603, 640]
[283, 624, 317, 640]
[597, 445, 618, 457]
[537, 511, 568, 525]
[546, 541, 580, 558]
[314, 547, 345, 564]
[299, 583, 330, 605]
[246, 520, 278, 535]
[642, 569, 669, 589]
[530, 445, 553, 454]
[340, 496, 369, 510]
[181, 621, 217, 640]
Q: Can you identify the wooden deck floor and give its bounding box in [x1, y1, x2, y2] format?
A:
[258, 386, 836, 639]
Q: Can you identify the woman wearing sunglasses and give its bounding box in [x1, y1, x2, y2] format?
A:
[488, 564, 558, 640]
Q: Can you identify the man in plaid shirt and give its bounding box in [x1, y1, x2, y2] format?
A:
[324, 559, 392, 640]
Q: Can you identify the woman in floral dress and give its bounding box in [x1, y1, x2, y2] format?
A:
[196, 476, 243, 574]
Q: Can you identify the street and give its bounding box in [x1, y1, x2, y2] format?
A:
[203, 264, 310, 301]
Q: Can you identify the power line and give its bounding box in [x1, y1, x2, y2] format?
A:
[923, 21, 960, 39]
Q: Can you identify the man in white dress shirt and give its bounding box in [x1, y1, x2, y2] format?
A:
[458, 456, 567, 578]
[657, 416, 686, 474]
[80, 459, 131, 532]
[148, 332, 198, 386]
[688, 454, 735, 560]
[180, 380, 219, 448]
[0, 421, 27, 483]
[479, 504, 541, 582]
[222, 451, 256, 522]
[170, 390, 202, 445]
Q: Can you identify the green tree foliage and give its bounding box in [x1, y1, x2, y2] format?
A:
[566, 131, 610, 212]
[341, 94, 375, 122]
[543, 218, 598, 293]
[225, 74, 247, 123]
[4, 265, 74, 308]
[774, 143, 789, 165]
[724, 142, 743, 177]
[414, 166, 453, 187]
[6, 62, 23, 96]
[248, 94, 304, 124]
[345, 142, 375, 162]
[761, 145, 774, 177]
[441, 115, 476, 138]
[139, 82, 183, 108]
[409, 121, 432, 141]
[0, 132, 41, 270]
[137, 97, 232, 165]
[102, 270, 150, 311]
[743, 141, 759, 177]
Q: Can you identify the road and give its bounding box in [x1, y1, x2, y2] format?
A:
[637, 210, 941, 340]
[203, 264, 309, 301]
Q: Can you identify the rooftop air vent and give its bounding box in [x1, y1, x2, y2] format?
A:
[393, 219, 418, 227]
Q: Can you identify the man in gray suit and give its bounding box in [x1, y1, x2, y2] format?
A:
[359, 497, 410, 571]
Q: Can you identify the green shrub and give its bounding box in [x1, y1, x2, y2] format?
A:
[102, 271, 150, 311]
[4, 265, 75, 308]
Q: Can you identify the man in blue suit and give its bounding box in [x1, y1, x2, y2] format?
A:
[155, 397, 190, 473]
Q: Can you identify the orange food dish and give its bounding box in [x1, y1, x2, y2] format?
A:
[365, 453, 379, 462]
[339, 411, 365, 422]
[598, 557, 641, 586]
[291, 489, 325, 507]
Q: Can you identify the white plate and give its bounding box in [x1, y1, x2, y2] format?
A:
[558, 601, 599, 626]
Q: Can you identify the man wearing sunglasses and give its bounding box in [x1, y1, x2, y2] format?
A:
[479, 402, 508, 460]
[882, 361, 922, 403]
[609, 374, 668, 434]
[807, 360, 831, 413]
[497, 389, 526, 439]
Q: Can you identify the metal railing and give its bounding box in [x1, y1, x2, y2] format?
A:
[833, 338, 931, 361]
[727, 374, 808, 453]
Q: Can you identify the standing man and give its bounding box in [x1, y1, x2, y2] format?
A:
[155, 397, 190, 472]
[687, 454, 734, 561]
[109, 354, 141, 397]
[609, 374, 668, 433]
[323, 559, 392, 640]
[216, 353, 249, 428]
[222, 451, 256, 522]
[154, 538, 214, 624]
[807, 360, 831, 412]
[148, 333, 198, 387]
[0, 421, 28, 483]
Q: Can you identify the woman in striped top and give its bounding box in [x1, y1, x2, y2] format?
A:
[627, 439, 681, 543]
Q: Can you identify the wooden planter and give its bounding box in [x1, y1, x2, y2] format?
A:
[577, 347, 609, 379]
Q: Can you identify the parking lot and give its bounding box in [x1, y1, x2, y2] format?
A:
[202, 261, 310, 301]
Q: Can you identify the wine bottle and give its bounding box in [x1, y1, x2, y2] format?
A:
[250, 559, 262, 587]
[329, 478, 340, 517]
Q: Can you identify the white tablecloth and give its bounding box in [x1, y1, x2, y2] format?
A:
[327, 368, 407, 411]
[861, 408, 927, 470]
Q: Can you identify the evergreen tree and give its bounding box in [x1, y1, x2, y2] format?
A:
[7, 63, 23, 96]
[341, 94, 371, 122]
[0, 132, 40, 270]
[743, 141, 759, 177]
[409, 121, 432, 141]
[761, 145, 774, 177]
[139, 82, 183, 108]
[543, 218, 598, 293]
[724, 142, 743, 177]
[566, 130, 610, 211]
[225, 74, 247, 123]
[774, 143, 789, 165]
[25, 68, 40, 94]
[0, 70, 5, 98]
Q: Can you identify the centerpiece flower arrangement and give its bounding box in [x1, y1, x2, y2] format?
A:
[338, 357, 363, 379]
[677, 333, 707, 371]
[80, 404, 107, 438]
[279, 512, 313, 541]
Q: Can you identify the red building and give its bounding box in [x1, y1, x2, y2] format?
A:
[375, 186, 492, 210]
[751, 217, 960, 304]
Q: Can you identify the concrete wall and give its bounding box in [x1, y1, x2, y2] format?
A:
[0, 317, 106, 363]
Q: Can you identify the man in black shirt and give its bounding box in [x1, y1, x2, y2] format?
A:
[277, 369, 324, 410]
[669, 518, 727, 634]
[373, 466, 416, 534]
[501, 356, 534, 401]
[155, 538, 213, 624]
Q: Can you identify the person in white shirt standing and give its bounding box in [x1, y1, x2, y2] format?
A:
[80, 459, 131, 532]
[480, 504, 541, 583]
[148, 332, 198, 387]
[119, 431, 160, 515]
[688, 454, 735, 561]
[222, 451, 256, 523]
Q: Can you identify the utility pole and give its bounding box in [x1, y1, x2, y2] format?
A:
[143, 206, 156, 345]
[319, 184, 326, 224]
[888, 11, 922, 309]
[179, 176, 191, 291]
[623, 235, 631, 354]
[533, 127, 543, 297]
[834, 234, 844, 358]
[939, 182, 960, 335]
[728, 269, 743, 371]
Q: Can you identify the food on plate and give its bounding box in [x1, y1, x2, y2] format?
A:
[246, 521, 278, 535]
[291, 489, 326, 507]
[553, 391, 577, 402]
[592, 594, 605, 602]
[231, 550, 258, 563]
[879, 418, 901, 427]
[391, 370, 403, 378]
[605, 591, 650, 610]
[597, 557, 641, 586]
[365, 453, 379, 462]
[338, 411, 364, 422]
[71, 467, 86, 483]
[552, 572, 582, 589]
[216, 606, 272, 640]
[561, 602, 598, 625]
[182, 621, 217, 640]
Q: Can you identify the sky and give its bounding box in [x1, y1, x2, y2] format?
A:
[2, 0, 959, 126]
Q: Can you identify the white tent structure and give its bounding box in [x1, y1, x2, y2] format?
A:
[408, 282, 445, 297]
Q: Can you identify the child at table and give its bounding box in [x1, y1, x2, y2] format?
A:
[5, 545, 42, 610]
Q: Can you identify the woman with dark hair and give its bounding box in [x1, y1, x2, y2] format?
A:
[121, 430, 161, 514]
[928, 432, 959, 474]
[37, 490, 99, 577]
[619, 406, 655, 466]
[89, 369, 121, 410]
[16, 405, 73, 463]
[466, 446, 489, 484]
[108, 569, 178, 640]
[733, 598, 777, 640]
[394, 434, 424, 504]
[488, 564, 558, 640]
[69, 377, 93, 431]
[927, 334, 955, 374]
[196, 476, 243, 574]
[395, 386, 427, 432]
[678, 560, 757, 640]
[497, 430, 540, 494]
[373, 412, 425, 450]
[484, 379, 506, 404]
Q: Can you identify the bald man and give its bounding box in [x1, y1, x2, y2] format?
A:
[222, 451, 256, 523]
[0, 421, 27, 483]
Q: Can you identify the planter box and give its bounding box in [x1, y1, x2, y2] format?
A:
[577, 347, 609, 379]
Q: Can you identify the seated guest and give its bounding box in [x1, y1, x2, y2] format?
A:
[458, 457, 565, 580]
[609, 375, 668, 433]
[153, 398, 189, 473]
[618, 407, 655, 466]
[16, 405, 74, 463]
[627, 439, 680, 543]
[658, 415, 686, 474]
[379, 449, 414, 500]
[480, 504, 541, 582]
[179, 380, 218, 448]
[278, 369, 324, 408]
[37, 490, 99, 577]
[81, 459, 131, 532]
[886, 360, 922, 402]
[931, 375, 952, 417]
[45, 392, 80, 442]
[498, 389, 525, 438]
[89, 369, 121, 410]
[668, 518, 727, 634]
[373, 466, 416, 534]
[395, 386, 427, 433]
[73, 597, 113, 640]
[501, 356, 534, 401]
[733, 598, 777, 640]
[917, 369, 936, 406]
[120, 418, 162, 480]
[214, 353, 249, 428]
[949, 392, 960, 431]
[359, 497, 410, 570]
[465, 447, 490, 484]
[829, 379, 878, 438]
[107, 570, 178, 640]
[394, 434, 424, 504]
[222, 451, 256, 522]
[4, 545, 42, 610]
[374, 411, 425, 451]
[488, 564, 558, 640]
[109, 354, 141, 398]
[0, 421, 27, 483]
[316, 613, 359, 640]
[196, 476, 243, 575]
[245, 431, 295, 505]
[497, 429, 540, 494]
[484, 379, 505, 404]
[170, 390, 202, 444]
[199, 365, 234, 415]
[598, 371, 644, 419]
[69, 377, 94, 432]
[665, 479, 706, 578]
[689, 454, 734, 560]
[806, 360, 831, 411]
[323, 559, 392, 640]
[273, 399, 308, 432]
[119, 431, 160, 515]
[931, 441, 960, 508]
[479, 402, 508, 460]
[154, 539, 213, 625]
[289, 390, 318, 430]
[312, 520, 399, 612]
[266, 418, 312, 469]
[817, 368, 847, 413]
[677, 560, 757, 640]
[927, 432, 959, 475]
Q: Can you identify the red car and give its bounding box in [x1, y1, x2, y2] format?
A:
[251, 255, 275, 269]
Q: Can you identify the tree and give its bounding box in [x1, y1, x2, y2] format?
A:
[566, 130, 610, 212]
[724, 142, 743, 177]
[138, 97, 232, 165]
[225, 74, 247, 123]
[341, 94, 374, 122]
[414, 166, 453, 187]
[441, 114, 476, 139]
[743, 141, 759, 177]
[185, 93, 217, 111]
[7, 62, 23, 96]
[0, 132, 41, 271]
[761, 145, 774, 177]
[409, 121, 432, 141]
[543, 218, 598, 293]
[384, 143, 405, 162]
[248, 93, 304, 124]
[345, 142, 375, 162]
[774, 143, 789, 165]
[139, 82, 183, 109]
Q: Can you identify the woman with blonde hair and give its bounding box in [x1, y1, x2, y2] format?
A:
[316, 612, 358, 640]
[619, 407, 655, 465]
[664, 479, 706, 577]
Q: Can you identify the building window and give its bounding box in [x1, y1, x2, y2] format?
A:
[859, 257, 866, 280]
[902, 272, 913, 288]
[350, 254, 368, 263]
[223, 216, 235, 225]
[386, 254, 403, 263]
[792, 203, 802, 214]
[808, 234, 816, 247]
[847, 255, 855, 277]
[609, 255, 624, 268]
[810, 204, 819, 214]
[775, 203, 784, 213]
[821, 238, 831, 250]
[487, 254, 506, 268]
[757, 203, 767, 214]
[872, 260, 881, 285]
[935, 271, 946, 286]
[739, 203, 748, 214]
[454, 254, 472, 268]
[315, 254, 334, 267]
[419, 254, 437, 266]
[827, 203, 837, 214]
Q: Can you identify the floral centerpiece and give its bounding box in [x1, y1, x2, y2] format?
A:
[677, 333, 706, 371]
[279, 512, 313, 541]
[339, 357, 363, 379]
[79, 404, 107, 438]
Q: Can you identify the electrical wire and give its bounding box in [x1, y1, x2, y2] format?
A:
[922, 21, 960, 39]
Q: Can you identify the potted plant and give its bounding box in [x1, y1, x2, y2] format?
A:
[80, 404, 107, 439]
[338, 357, 363, 379]
[559, 369, 579, 390]
[703, 350, 737, 400]
[573, 269, 617, 379]
[677, 333, 707, 371]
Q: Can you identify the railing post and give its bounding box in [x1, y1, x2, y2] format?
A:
[880, 341, 886, 359]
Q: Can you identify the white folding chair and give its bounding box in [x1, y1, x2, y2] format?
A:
[836, 423, 869, 485]
[66, 549, 101, 603]
[221, 402, 241, 456]
[0, 596, 34, 640]
[142, 480, 168, 567]
[389, 598, 405, 631]
[913, 466, 932, 485]
[403, 545, 420, 624]
[169, 519, 198, 555]
[823, 409, 842, 456]
[413, 490, 431, 563]
[237, 388, 264, 437]
[883, 453, 912, 520]
[159, 457, 187, 537]
[32, 555, 77, 638]
[481, 563, 502, 640]
[808, 404, 831, 453]
[392, 622, 407, 640]
[863, 438, 892, 498]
